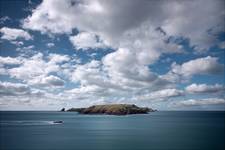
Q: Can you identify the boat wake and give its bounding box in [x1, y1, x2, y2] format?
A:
[0, 120, 63, 126]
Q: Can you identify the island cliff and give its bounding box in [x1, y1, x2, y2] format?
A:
[66, 104, 155, 115]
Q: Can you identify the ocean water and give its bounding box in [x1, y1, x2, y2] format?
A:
[0, 111, 224, 150]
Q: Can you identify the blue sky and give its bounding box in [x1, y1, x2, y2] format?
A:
[0, 0, 224, 110]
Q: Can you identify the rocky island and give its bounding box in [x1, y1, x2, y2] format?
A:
[66, 104, 155, 115]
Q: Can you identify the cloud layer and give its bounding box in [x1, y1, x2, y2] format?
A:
[0, 27, 32, 41]
[186, 83, 224, 93]
[0, 0, 224, 110]
[175, 98, 225, 107]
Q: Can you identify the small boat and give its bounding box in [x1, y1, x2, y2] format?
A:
[53, 120, 63, 124]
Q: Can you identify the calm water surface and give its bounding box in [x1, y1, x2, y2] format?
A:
[0, 111, 224, 150]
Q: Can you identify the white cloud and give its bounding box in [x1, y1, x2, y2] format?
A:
[74, 59, 156, 92]
[149, 89, 184, 99]
[24, 1, 222, 103]
[46, 43, 55, 48]
[0, 27, 32, 41]
[67, 85, 104, 95]
[48, 53, 70, 64]
[30, 75, 64, 87]
[186, 83, 224, 93]
[22, 0, 224, 52]
[135, 88, 184, 101]
[0, 81, 30, 96]
[8, 53, 70, 86]
[21, 1, 225, 105]
[69, 57, 173, 103]
[174, 98, 225, 107]
[0, 56, 22, 65]
[16, 45, 34, 51]
[71, 60, 112, 88]
[162, 56, 224, 83]
[43, 75, 64, 87]
[176, 56, 224, 75]
[1, 0, 224, 110]
[0, 68, 8, 75]
[8, 53, 54, 82]
[161, 0, 224, 52]
[0, 83, 67, 110]
[69, 32, 108, 50]
[102, 48, 159, 86]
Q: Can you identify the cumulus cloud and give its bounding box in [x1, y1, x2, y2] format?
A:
[161, 1, 224, 52]
[0, 54, 72, 109]
[162, 56, 224, 83]
[0, 83, 67, 110]
[0, 56, 22, 65]
[20, 1, 225, 107]
[173, 56, 224, 76]
[7, 53, 70, 87]
[103, 48, 157, 83]
[20, 0, 225, 104]
[31, 75, 65, 87]
[68, 57, 174, 104]
[174, 98, 225, 107]
[9, 53, 56, 82]
[72, 56, 171, 95]
[71, 60, 116, 90]
[46, 43, 55, 48]
[22, 0, 224, 51]
[44, 75, 64, 87]
[66, 85, 106, 96]
[1, 0, 224, 110]
[0, 81, 30, 96]
[0, 68, 8, 75]
[186, 83, 224, 93]
[16, 45, 34, 52]
[69, 32, 108, 50]
[0, 27, 32, 41]
[48, 53, 70, 64]
[134, 88, 184, 101]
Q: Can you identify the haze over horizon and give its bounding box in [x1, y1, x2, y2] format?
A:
[0, 0, 224, 111]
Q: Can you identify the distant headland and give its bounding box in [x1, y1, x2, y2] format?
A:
[61, 104, 156, 115]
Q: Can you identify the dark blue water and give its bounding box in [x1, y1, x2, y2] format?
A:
[0, 111, 224, 150]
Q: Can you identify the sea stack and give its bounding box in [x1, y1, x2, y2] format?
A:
[60, 108, 65, 112]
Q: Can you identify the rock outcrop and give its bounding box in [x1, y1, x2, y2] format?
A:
[60, 108, 65, 112]
[67, 104, 155, 115]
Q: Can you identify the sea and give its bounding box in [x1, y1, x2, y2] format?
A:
[0, 111, 224, 150]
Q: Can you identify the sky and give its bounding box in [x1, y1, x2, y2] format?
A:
[0, 0, 224, 111]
